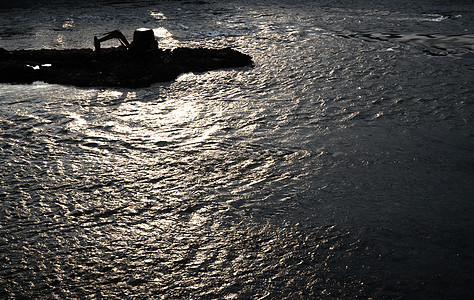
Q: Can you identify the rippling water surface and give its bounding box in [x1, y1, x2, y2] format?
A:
[1, 0, 474, 298]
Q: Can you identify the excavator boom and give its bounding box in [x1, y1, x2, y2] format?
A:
[94, 30, 130, 52]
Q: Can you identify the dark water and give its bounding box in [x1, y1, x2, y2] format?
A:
[1, 0, 474, 298]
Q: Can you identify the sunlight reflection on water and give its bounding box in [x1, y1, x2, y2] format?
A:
[152, 27, 180, 48]
[0, 0, 473, 298]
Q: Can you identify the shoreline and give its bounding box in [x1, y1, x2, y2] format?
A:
[0, 47, 253, 88]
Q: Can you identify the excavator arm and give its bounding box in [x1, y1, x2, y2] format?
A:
[94, 30, 130, 52]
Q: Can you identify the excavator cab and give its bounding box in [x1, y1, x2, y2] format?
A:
[132, 28, 158, 53]
[94, 28, 158, 53]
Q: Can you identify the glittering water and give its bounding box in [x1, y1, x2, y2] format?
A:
[1, 0, 474, 298]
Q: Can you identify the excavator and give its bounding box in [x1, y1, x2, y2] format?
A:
[94, 28, 158, 53]
[0, 27, 253, 87]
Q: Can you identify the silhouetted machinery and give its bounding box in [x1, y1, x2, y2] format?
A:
[94, 28, 158, 53]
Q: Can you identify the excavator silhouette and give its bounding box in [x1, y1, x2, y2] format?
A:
[94, 28, 158, 53]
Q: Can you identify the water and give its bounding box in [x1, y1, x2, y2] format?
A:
[1, 0, 473, 298]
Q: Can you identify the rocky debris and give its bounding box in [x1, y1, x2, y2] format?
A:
[0, 47, 253, 88]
